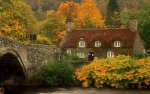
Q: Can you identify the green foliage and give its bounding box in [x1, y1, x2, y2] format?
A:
[62, 53, 86, 63]
[42, 59, 74, 86]
[120, 9, 132, 26]
[30, 53, 86, 86]
[41, 0, 52, 11]
[121, 6, 150, 49]
[138, 6, 150, 49]
[106, 0, 121, 27]
[31, 1, 39, 11]
[35, 39, 49, 45]
[84, 17, 95, 28]
[134, 51, 149, 59]
[107, 0, 119, 13]
[147, 50, 150, 54]
[33, 55, 76, 87]
[40, 10, 65, 44]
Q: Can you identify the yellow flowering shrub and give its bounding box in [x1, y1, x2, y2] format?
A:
[75, 55, 150, 89]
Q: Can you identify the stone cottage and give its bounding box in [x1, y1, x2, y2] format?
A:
[60, 18, 145, 60]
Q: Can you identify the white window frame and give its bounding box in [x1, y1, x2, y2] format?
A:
[107, 51, 114, 58]
[79, 41, 85, 48]
[95, 41, 101, 47]
[67, 49, 71, 54]
[114, 41, 121, 47]
[77, 53, 85, 58]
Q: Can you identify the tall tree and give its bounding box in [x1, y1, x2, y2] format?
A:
[106, 0, 121, 27]
[40, 10, 66, 44]
[138, 7, 150, 49]
[56, 0, 105, 29]
[76, 0, 104, 28]
[0, 0, 36, 41]
[56, 1, 79, 20]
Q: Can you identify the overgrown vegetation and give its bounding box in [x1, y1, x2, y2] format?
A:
[30, 53, 84, 87]
[40, 58, 74, 87]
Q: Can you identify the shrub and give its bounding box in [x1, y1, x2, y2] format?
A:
[32, 55, 76, 87]
[62, 53, 86, 62]
[30, 53, 85, 87]
[75, 55, 150, 89]
[62, 53, 87, 68]
[134, 51, 149, 59]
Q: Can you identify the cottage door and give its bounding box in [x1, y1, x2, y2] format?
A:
[88, 52, 94, 61]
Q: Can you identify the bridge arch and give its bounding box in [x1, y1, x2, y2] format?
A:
[0, 49, 27, 86]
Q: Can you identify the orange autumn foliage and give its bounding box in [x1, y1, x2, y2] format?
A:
[56, 1, 79, 19]
[54, 31, 65, 42]
[76, 0, 105, 28]
[54, 0, 105, 42]
[46, 10, 55, 18]
[56, 0, 105, 29]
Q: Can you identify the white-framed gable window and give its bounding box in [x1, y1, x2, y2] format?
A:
[95, 41, 101, 47]
[67, 49, 71, 54]
[79, 40, 85, 48]
[114, 41, 121, 47]
[107, 51, 114, 58]
[77, 53, 85, 58]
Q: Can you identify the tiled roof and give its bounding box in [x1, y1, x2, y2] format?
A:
[61, 28, 137, 48]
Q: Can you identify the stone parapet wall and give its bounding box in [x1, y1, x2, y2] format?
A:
[26, 44, 57, 72]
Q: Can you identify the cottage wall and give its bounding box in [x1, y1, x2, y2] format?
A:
[133, 34, 145, 53]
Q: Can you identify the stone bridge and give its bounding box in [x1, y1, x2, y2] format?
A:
[0, 36, 58, 85]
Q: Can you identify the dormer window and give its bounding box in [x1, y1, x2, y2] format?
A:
[95, 41, 101, 47]
[114, 41, 121, 47]
[79, 40, 85, 48]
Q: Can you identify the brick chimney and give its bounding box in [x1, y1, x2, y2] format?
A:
[66, 18, 75, 32]
[129, 16, 138, 31]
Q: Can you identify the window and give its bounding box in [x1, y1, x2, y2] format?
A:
[95, 41, 101, 47]
[107, 51, 114, 58]
[67, 49, 71, 54]
[77, 53, 85, 58]
[79, 41, 85, 48]
[114, 41, 121, 47]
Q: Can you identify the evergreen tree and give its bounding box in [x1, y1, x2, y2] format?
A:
[138, 7, 150, 49]
[106, 0, 121, 27]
